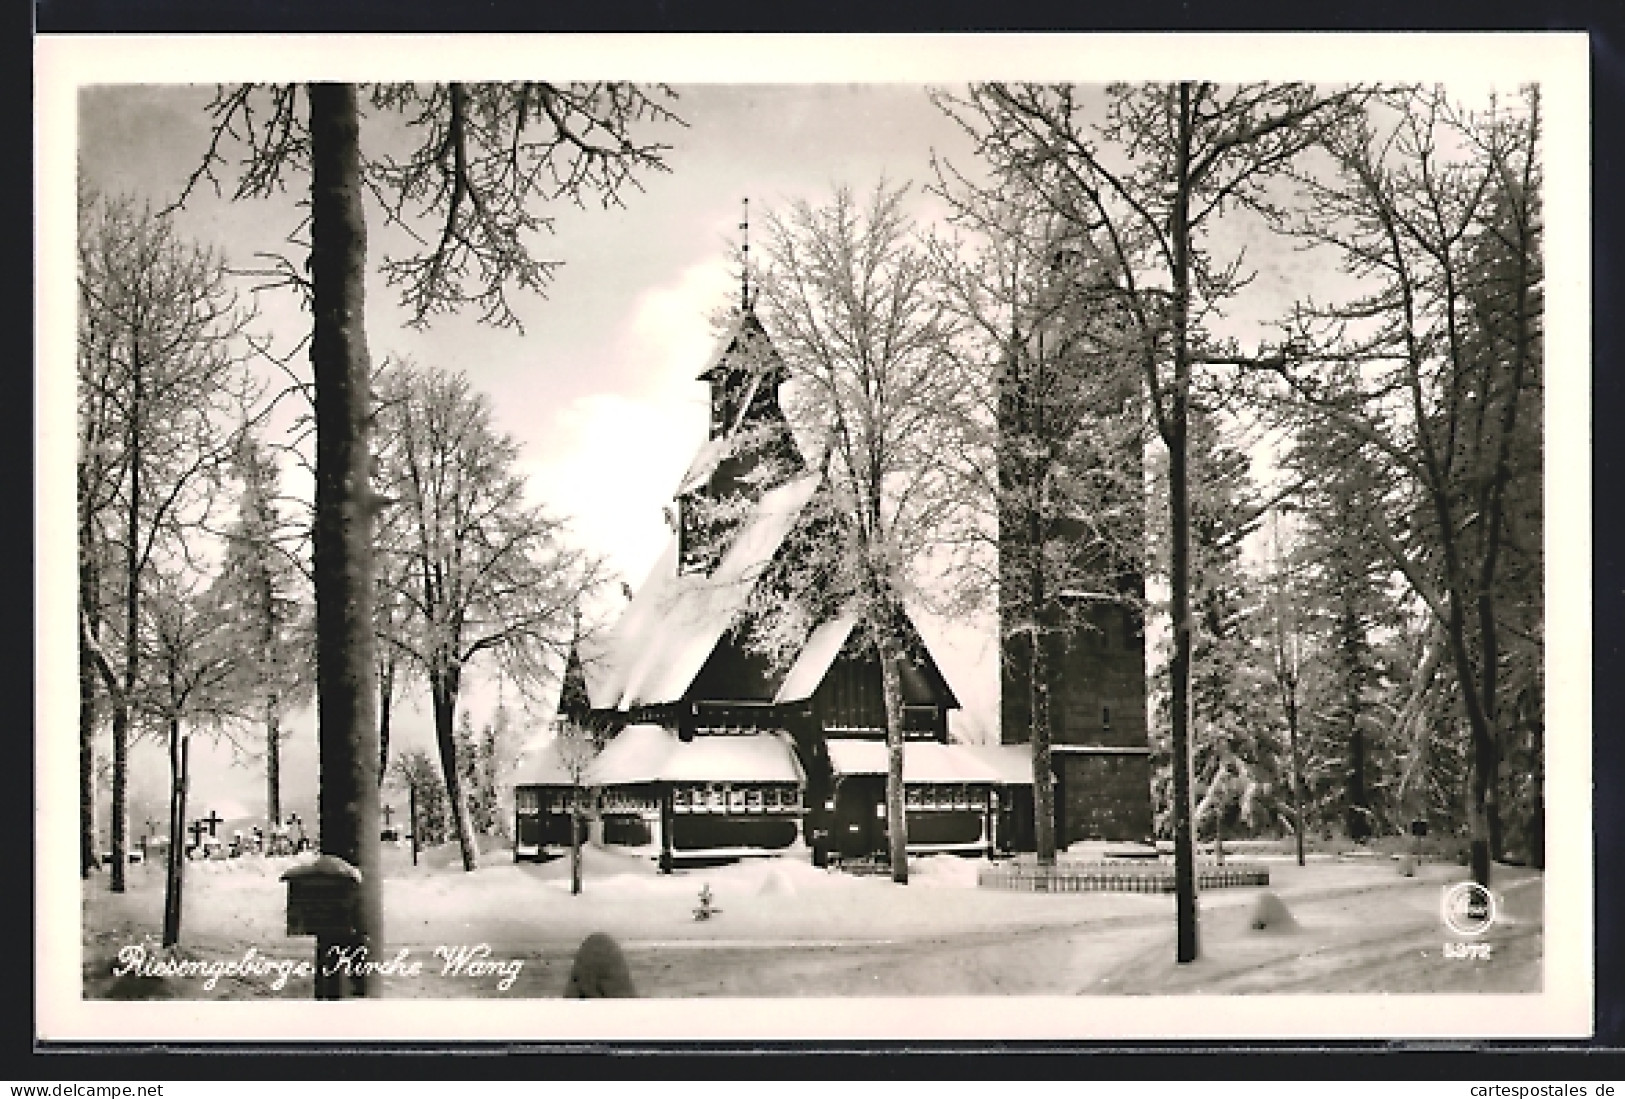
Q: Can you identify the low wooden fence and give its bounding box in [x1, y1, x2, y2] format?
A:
[978, 861, 1269, 893]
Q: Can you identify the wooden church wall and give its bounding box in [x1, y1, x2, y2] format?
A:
[812, 649, 950, 740]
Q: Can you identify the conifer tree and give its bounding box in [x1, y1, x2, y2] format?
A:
[215, 435, 312, 831]
[1269, 86, 1543, 885]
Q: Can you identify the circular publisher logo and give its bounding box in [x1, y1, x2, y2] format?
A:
[1441, 881, 1497, 937]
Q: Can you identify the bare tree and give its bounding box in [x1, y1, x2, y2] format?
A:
[178, 82, 681, 991]
[936, 81, 1362, 961]
[931, 174, 1146, 866]
[554, 719, 601, 896]
[77, 189, 255, 891]
[142, 565, 246, 946]
[375, 361, 603, 872]
[753, 181, 969, 885]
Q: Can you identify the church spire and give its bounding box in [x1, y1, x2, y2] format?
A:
[739, 196, 751, 313]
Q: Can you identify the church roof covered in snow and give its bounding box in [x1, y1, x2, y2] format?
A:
[773, 614, 858, 704]
[588, 723, 804, 786]
[824, 740, 1023, 785]
[581, 472, 823, 711]
[956, 743, 1038, 785]
[511, 738, 578, 786]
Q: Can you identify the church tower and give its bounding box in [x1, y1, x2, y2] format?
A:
[675, 309, 805, 574]
[675, 203, 805, 573]
[997, 240, 1153, 846]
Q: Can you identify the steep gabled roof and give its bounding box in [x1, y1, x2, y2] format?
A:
[582, 472, 823, 711]
[695, 309, 787, 382]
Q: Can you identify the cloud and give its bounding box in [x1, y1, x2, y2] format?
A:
[523, 261, 736, 582]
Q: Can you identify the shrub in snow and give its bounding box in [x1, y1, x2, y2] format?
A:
[563, 932, 636, 998]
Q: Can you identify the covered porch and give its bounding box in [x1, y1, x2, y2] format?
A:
[821, 740, 1032, 861]
[590, 723, 807, 868]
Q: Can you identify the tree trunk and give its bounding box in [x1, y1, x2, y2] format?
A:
[80, 471, 105, 877]
[409, 780, 419, 866]
[1287, 693, 1305, 867]
[1486, 734, 1505, 863]
[109, 706, 128, 892]
[1348, 720, 1368, 841]
[309, 81, 382, 998]
[162, 726, 189, 947]
[1165, 82, 1199, 964]
[377, 658, 395, 785]
[79, 639, 98, 877]
[878, 635, 909, 886]
[1029, 630, 1057, 865]
[1522, 678, 1545, 870]
[1214, 798, 1225, 866]
[1467, 756, 1492, 885]
[1440, 600, 1497, 888]
[431, 673, 481, 872]
[109, 339, 142, 895]
[266, 697, 281, 829]
[570, 809, 583, 895]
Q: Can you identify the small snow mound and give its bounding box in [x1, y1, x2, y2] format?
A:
[1248, 890, 1299, 932]
[756, 867, 798, 897]
[564, 932, 636, 998]
[909, 855, 982, 890]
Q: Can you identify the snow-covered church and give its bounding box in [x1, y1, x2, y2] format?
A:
[514, 299, 1033, 869]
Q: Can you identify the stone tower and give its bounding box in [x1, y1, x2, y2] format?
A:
[997, 244, 1153, 846]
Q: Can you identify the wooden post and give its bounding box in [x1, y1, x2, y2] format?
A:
[984, 788, 996, 861]
[658, 789, 674, 875]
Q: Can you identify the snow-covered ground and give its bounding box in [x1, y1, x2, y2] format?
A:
[82, 840, 1543, 999]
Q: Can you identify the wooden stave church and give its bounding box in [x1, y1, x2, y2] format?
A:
[514, 304, 1033, 868]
